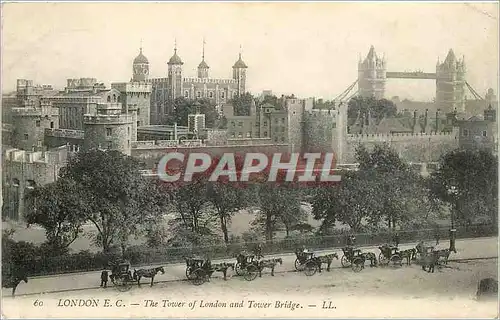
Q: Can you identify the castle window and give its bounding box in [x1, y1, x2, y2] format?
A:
[482, 130, 487, 137]
[462, 129, 469, 137]
[231, 133, 235, 138]
[281, 137, 285, 142]
[221, 92, 225, 99]
[184, 90, 189, 98]
[50, 121, 54, 128]
[209, 91, 213, 98]
[117, 96, 121, 102]
[157, 105, 162, 114]
[246, 132, 251, 138]
[35, 120, 41, 127]
[12, 178, 20, 187]
[24, 134, 28, 140]
[107, 96, 111, 102]
[197, 91, 201, 98]
[113, 94, 116, 102]
[26, 180, 36, 189]
[107, 142, 113, 150]
[238, 133, 243, 138]
[263, 121, 268, 127]
[37, 140, 42, 147]
[238, 121, 243, 127]
[137, 108, 140, 116]
[264, 131, 268, 137]
[137, 121, 140, 127]
[106, 128, 112, 136]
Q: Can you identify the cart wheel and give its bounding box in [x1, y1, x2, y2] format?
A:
[304, 260, 318, 276]
[190, 268, 206, 286]
[243, 265, 259, 281]
[378, 253, 389, 265]
[295, 258, 305, 271]
[115, 278, 132, 292]
[352, 257, 364, 272]
[341, 255, 351, 267]
[390, 254, 403, 267]
[235, 262, 244, 276]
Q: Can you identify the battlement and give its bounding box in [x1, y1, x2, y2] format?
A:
[346, 131, 456, 141]
[44, 128, 84, 139]
[49, 95, 102, 103]
[132, 139, 204, 149]
[3, 145, 68, 164]
[111, 82, 152, 93]
[84, 114, 132, 124]
[11, 107, 59, 117]
[183, 78, 237, 84]
[148, 78, 168, 84]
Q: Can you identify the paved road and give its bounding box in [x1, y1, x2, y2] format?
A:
[4, 236, 498, 296]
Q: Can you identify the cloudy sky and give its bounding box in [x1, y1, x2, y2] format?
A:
[2, 2, 498, 101]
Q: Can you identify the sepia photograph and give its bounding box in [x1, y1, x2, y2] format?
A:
[1, 1, 498, 318]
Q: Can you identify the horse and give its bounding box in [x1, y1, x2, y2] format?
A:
[400, 249, 416, 266]
[421, 250, 440, 273]
[257, 258, 283, 277]
[133, 266, 165, 287]
[210, 262, 235, 281]
[314, 253, 339, 272]
[361, 252, 378, 267]
[2, 272, 28, 297]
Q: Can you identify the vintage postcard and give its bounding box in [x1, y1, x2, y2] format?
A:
[1, 1, 498, 318]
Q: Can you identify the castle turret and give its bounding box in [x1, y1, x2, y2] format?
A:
[167, 41, 184, 100]
[132, 46, 149, 82]
[358, 45, 386, 99]
[436, 49, 466, 113]
[232, 50, 248, 96]
[484, 104, 496, 122]
[197, 39, 209, 79]
[412, 110, 420, 134]
[83, 102, 133, 155]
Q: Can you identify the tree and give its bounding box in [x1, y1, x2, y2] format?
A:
[347, 96, 397, 121]
[254, 183, 302, 241]
[24, 179, 88, 254]
[206, 182, 247, 244]
[171, 178, 211, 234]
[429, 149, 498, 227]
[167, 97, 219, 127]
[230, 93, 254, 116]
[59, 150, 167, 254]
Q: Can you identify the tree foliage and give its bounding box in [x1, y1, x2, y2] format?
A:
[429, 149, 498, 226]
[24, 179, 88, 254]
[347, 96, 397, 121]
[231, 93, 254, 116]
[59, 150, 168, 254]
[167, 97, 219, 127]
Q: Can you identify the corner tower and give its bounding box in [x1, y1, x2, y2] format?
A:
[197, 39, 209, 79]
[167, 41, 184, 100]
[358, 45, 386, 99]
[232, 49, 248, 96]
[436, 49, 466, 113]
[132, 46, 149, 82]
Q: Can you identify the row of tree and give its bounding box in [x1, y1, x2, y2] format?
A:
[22, 145, 497, 257]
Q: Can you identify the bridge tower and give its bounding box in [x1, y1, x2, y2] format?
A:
[358, 45, 386, 99]
[436, 49, 466, 113]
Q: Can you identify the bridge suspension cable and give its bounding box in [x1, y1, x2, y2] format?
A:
[465, 81, 484, 100]
[334, 79, 358, 102]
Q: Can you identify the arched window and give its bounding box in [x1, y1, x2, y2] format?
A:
[12, 178, 20, 187]
[107, 96, 111, 102]
[209, 91, 213, 98]
[113, 94, 117, 102]
[184, 91, 189, 98]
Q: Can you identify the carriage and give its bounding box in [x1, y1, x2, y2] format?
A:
[414, 242, 435, 264]
[294, 249, 320, 276]
[340, 246, 366, 272]
[110, 261, 135, 292]
[185, 257, 214, 286]
[234, 253, 261, 281]
[378, 244, 403, 267]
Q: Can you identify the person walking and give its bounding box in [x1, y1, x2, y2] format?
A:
[100, 268, 109, 288]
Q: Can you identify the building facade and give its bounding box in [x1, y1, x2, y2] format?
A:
[358, 45, 386, 99]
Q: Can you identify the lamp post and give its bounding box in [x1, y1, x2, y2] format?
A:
[448, 185, 458, 253]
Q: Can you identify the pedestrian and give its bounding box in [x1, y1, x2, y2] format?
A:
[100, 268, 109, 288]
[393, 233, 400, 247]
[434, 230, 440, 246]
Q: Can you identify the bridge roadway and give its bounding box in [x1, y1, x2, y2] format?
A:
[4, 236, 497, 297]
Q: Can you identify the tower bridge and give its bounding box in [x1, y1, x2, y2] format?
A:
[350, 45, 485, 114]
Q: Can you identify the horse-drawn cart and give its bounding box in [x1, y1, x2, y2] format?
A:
[294, 249, 319, 276]
[234, 253, 260, 281]
[110, 261, 135, 292]
[378, 244, 403, 267]
[340, 246, 366, 272]
[185, 258, 213, 286]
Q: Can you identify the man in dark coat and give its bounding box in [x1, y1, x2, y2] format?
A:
[100, 268, 109, 288]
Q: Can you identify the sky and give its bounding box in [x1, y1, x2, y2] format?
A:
[1, 2, 498, 101]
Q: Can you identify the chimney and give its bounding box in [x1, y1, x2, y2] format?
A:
[435, 109, 440, 133]
[412, 110, 419, 134]
[424, 109, 431, 134]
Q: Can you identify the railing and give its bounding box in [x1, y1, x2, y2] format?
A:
[5, 223, 497, 277]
